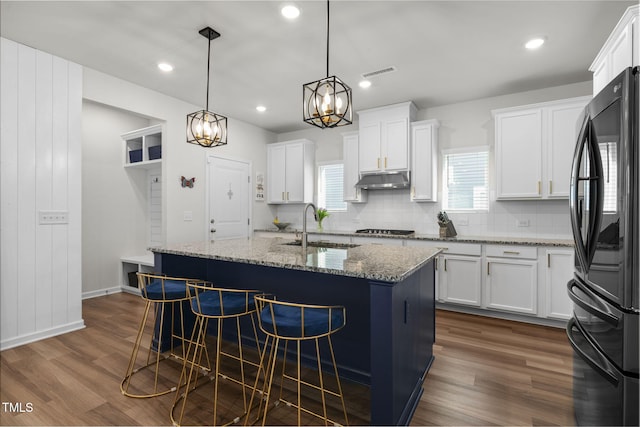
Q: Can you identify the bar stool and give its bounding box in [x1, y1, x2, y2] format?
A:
[121, 273, 210, 398]
[248, 295, 349, 426]
[171, 283, 262, 426]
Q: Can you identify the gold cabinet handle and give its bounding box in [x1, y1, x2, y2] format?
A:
[537, 181, 541, 195]
[377, 158, 380, 169]
[286, 192, 289, 201]
[282, 191, 285, 201]
[549, 180, 553, 194]
[547, 253, 551, 268]
[487, 262, 490, 275]
[385, 157, 388, 168]
[503, 250, 520, 255]
[444, 258, 447, 272]
[435, 258, 438, 271]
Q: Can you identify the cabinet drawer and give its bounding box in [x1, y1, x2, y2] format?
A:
[437, 242, 482, 256]
[485, 245, 537, 259]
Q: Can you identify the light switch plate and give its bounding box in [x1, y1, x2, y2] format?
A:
[39, 210, 68, 224]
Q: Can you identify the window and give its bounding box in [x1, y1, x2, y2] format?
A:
[317, 163, 347, 211]
[442, 147, 489, 211]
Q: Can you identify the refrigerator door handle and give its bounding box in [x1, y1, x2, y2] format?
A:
[566, 318, 620, 387]
[570, 114, 591, 273]
[567, 280, 620, 327]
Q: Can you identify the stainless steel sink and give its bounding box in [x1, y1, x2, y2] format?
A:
[282, 241, 360, 249]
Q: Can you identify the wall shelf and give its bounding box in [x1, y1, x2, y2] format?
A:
[121, 124, 163, 169]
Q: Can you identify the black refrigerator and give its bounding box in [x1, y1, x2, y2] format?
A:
[567, 66, 639, 426]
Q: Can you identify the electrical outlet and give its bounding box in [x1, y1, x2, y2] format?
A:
[516, 219, 530, 227]
[39, 210, 68, 224]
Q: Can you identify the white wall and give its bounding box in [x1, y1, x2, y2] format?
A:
[274, 81, 592, 239]
[1, 38, 84, 350]
[81, 68, 276, 294]
[81, 101, 152, 295]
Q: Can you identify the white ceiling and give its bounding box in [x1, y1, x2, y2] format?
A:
[0, 1, 634, 134]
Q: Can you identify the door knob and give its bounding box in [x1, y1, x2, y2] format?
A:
[210, 219, 215, 224]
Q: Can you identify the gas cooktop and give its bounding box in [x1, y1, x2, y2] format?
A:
[355, 229, 415, 236]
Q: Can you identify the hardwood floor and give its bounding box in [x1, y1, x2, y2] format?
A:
[0, 292, 574, 426]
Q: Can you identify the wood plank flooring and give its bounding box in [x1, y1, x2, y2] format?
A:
[0, 292, 574, 426]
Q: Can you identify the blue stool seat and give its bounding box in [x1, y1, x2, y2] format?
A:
[249, 295, 349, 425]
[259, 304, 345, 338]
[143, 279, 188, 300]
[171, 283, 263, 426]
[191, 290, 258, 317]
[121, 273, 208, 399]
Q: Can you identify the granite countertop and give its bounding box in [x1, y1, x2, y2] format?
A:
[151, 237, 441, 283]
[254, 228, 574, 247]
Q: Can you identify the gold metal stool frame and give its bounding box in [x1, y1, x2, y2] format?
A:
[171, 283, 263, 427]
[247, 295, 349, 426]
[121, 273, 211, 399]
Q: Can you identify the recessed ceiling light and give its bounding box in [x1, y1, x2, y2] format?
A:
[525, 37, 546, 50]
[157, 62, 174, 72]
[281, 5, 300, 19]
[256, 105, 267, 112]
[359, 80, 372, 89]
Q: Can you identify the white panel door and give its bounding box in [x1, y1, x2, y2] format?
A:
[486, 258, 538, 314]
[208, 156, 250, 241]
[545, 250, 574, 320]
[495, 109, 542, 199]
[384, 118, 409, 171]
[439, 255, 482, 306]
[284, 143, 304, 202]
[267, 144, 286, 203]
[546, 102, 585, 198]
[359, 122, 381, 173]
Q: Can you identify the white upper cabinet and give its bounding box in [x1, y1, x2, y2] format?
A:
[493, 96, 590, 200]
[590, 5, 639, 95]
[342, 131, 367, 203]
[410, 119, 439, 202]
[357, 102, 416, 173]
[267, 139, 315, 204]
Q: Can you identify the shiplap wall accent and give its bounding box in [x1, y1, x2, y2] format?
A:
[1, 38, 84, 350]
[149, 171, 162, 247]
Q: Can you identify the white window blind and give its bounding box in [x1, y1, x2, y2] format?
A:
[318, 163, 347, 211]
[443, 148, 489, 211]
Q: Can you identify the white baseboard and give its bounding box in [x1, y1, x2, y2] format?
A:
[0, 320, 85, 351]
[82, 286, 122, 300]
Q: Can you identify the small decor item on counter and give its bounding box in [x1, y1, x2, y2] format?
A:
[437, 211, 457, 238]
[181, 176, 196, 188]
[316, 208, 330, 231]
[273, 217, 291, 231]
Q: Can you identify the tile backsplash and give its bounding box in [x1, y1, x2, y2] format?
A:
[272, 189, 572, 239]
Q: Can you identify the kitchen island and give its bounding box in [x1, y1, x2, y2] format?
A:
[152, 237, 440, 426]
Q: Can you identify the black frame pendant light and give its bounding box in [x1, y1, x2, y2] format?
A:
[302, 0, 352, 129]
[187, 27, 228, 147]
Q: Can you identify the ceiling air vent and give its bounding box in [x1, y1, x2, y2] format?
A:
[361, 66, 397, 79]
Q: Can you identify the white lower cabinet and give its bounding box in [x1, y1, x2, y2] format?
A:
[544, 249, 574, 320]
[485, 245, 538, 315]
[438, 254, 482, 306]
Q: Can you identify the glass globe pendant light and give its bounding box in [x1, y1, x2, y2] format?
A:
[302, 0, 352, 129]
[187, 27, 228, 147]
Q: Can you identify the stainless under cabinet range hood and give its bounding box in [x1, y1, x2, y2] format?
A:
[355, 171, 410, 190]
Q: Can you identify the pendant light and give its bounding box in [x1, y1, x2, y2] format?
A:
[302, 0, 352, 129]
[187, 27, 228, 147]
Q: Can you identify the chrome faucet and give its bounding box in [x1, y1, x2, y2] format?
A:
[301, 203, 318, 250]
